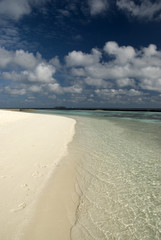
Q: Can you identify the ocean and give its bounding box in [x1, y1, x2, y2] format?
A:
[36, 110, 161, 239]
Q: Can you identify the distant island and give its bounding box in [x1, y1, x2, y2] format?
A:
[1, 107, 161, 112]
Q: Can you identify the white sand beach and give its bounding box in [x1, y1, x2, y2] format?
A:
[0, 110, 77, 240]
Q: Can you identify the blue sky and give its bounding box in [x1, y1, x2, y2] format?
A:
[0, 0, 161, 108]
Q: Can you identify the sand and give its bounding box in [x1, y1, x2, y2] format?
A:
[0, 110, 77, 240]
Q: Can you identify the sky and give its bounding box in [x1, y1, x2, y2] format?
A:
[0, 0, 161, 108]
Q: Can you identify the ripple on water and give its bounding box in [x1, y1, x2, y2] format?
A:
[71, 117, 161, 240]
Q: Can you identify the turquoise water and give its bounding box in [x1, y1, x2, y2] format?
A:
[35, 110, 161, 124]
[37, 110, 161, 239]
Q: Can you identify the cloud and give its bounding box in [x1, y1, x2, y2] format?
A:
[14, 50, 40, 69]
[84, 77, 110, 87]
[140, 78, 161, 92]
[116, 78, 135, 87]
[88, 0, 109, 15]
[29, 85, 42, 93]
[1, 41, 161, 106]
[0, 47, 56, 83]
[95, 88, 142, 97]
[0, 0, 160, 24]
[0, 47, 58, 100]
[0, 0, 30, 21]
[49, 56, 61, 69]
[104, 41, 136, 64]
[2, 71, 24, 82]
[70, 68, 85, 77]
[0, 26, 20, 48]
[2, 64, 56, 83]
[48, 83, 83, 95]
[48, 83, 64, 94]
[33, 63, 56, 82]
[116, 0, 161, 21]
[0, 46, 84, 101]
[64, 85, 83, 94]
[95, 88, 143, 106]
[65, 48, 102, 67]
[58, 9, 70, 17]
[5, 86, 26, 96]
[0, 48, 13, 68]
[0, 0, 50, 21]
[0, 47, 40, 69]
[65, 41, 161, 94]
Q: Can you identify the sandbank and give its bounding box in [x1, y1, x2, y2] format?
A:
[0, 110, 77, 239]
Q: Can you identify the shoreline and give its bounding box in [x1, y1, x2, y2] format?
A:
[0, 110, 78, 239]
[23, 141, 79, 240]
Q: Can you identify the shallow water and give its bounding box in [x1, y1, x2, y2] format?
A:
[36, 110, 161, 239]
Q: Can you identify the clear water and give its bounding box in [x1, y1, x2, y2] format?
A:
[36, 110, 161, 239]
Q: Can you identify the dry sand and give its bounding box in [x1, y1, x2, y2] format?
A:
[0, 110, 77, 240]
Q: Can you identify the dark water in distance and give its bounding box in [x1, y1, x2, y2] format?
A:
[35, 110, 161, 239]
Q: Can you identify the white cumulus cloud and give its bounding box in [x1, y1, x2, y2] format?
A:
[14, 50, 39, 69]
[65, 41, 161, 94]
[2, 63, 56, 83]
[104, 41, 136, 64]
[48, 83, 64, 94]
[2, 41, 161, 106]
[33, 63, 56, 82]
[0, 48, 56, 83]
[65, 48, 102, 67]
[0, 47, 41, 69]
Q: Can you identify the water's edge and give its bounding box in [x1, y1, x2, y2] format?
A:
[30, 110, 161, 240]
